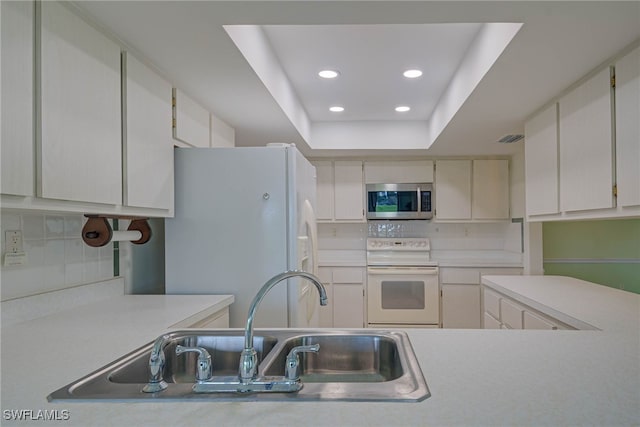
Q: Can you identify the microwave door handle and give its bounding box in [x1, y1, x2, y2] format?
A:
[417, 186, 421, 213]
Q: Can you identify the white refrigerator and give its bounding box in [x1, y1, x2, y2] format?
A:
[165, 145, 319, 328]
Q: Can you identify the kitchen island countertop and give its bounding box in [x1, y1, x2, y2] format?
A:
[1, 277, 638, 426]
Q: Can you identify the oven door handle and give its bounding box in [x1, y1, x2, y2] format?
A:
[367, 267, 438, 275]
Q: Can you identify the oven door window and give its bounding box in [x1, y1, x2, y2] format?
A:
[380, 280, 425, 310]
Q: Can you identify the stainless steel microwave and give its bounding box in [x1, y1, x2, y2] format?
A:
[366, 183, 433, 220]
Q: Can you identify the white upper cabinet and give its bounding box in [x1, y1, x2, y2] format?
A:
[123, 52, 174, 211]
[559, 67, 614, 212]
[435, 160, 472, 220]
[313, 160, 364, 222]
[1, 0, 34, 196]
[334, 161, 364, 221]
[524, 44, 640, 221]
[472, 159, 510, 220]
[314, 161, 334, 221]
[435, 159, 509, 221]
[615, 46, 640, 208]
[173, 89, 210, 147]
[524, 103, 559, 216]
[364, 160, 434, 183]
[39, 1, 122, 204]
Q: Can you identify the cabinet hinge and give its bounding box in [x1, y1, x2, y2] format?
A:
[172, 96, 176, 107]
[611, 75, 616, 88]
[613, 184, 618, 197]
[172, 118, 176, 129]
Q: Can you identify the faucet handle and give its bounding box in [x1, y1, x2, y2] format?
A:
[285, 344, 320, 381]
[176, 345, 213, 382]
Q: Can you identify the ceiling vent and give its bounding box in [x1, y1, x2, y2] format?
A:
[497, 134, 524, 144]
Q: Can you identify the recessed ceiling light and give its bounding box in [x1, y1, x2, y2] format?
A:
[395, 106, 411, 112]
[403, 69, 423, 78]
[318, 70, 340, 79]
[329, 106, 345, 112]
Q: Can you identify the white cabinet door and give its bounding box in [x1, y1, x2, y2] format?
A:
[615, 46, 640, 208]
[559, 68, 614, 212]
[317, 267, 333, 328]
[314, 161, 334, 221]
[435, 160, 472, 220]
[483, 312, 502, 329]
[442, 284, 481, 328]
[333, 283, 365, 328]
[123, 53, 174, 210]
[39, 1, 122, 204]
[333, 161, 364, 220]
[524, 103, 559, 216]
[317, 267, 364, 328]
[173, 88, 210, 147]
[500, 298, 524, 329]
[1, 0, 34, 196]
[473, 159, 510, 219]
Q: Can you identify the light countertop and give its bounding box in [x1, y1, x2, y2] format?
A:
[1, 277, 638, 426]
[318, 250, 366, 267]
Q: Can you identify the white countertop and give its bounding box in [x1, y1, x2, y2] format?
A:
[2, 277, 638, 426]
[318, 250, 366, 267]
[431, 250, 523, 268]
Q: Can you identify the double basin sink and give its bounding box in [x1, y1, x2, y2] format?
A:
[48, 329, 429, 402]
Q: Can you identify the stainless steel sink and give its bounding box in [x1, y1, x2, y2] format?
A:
[108, 331, 278, 383]
[48, 330, 429, 402]
[261, 333, 404, 383]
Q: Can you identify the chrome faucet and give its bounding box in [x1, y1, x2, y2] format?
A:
[239, 270, 328, 384]
[142, 334, 171, 393]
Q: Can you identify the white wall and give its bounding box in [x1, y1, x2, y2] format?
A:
[0, 210, 115, 300]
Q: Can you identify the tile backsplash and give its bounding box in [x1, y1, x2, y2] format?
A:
[1, 211, 114, 301]
[319, 220, 522, 252]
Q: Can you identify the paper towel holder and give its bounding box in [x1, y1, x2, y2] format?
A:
[82, 215, 152, 247]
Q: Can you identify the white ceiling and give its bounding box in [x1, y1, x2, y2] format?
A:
[260, 23, 483, 122]
[74, 1, 640, 158]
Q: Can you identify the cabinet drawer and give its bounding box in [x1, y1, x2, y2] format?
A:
[332, 267, 363, 283]
[441, 268, 480, 284]
[523, 310, 559, 330]
[483, 312, 501, 329]
[501, 299, 524, 329]
[483, 288, 501, 319]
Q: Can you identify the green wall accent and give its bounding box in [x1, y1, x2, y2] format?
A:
[543, 219, 640, 294]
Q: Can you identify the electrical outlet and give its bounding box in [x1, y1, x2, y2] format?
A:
[5, 230, 24, 253]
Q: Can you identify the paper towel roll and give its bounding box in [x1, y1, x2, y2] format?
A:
[111, 230, 143, 242]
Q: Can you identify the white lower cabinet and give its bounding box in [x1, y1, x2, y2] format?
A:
[318, 267, 365, 328]
[442, 284, 480, 328]
[441, 268, 521, 329]
[481, 286, 573, 330]
[483, 312, 501, 329]
[500, 298, 524, 329]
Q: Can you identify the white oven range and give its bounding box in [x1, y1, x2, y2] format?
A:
[366, 238, 439, 328]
